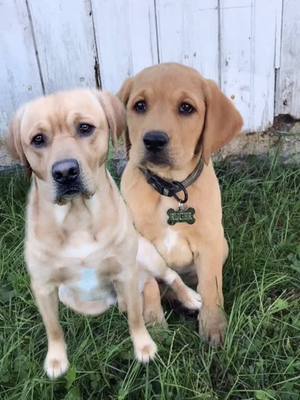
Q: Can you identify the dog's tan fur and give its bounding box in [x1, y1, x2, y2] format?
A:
[118, 63, 243, 345]
[7, 88, 202, 378]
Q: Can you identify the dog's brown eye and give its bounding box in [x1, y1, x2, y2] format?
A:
[179, 102, 195, 115]
[78, 123, 95, 137]
[31, 134, 47, 148]
[133, 100, 147, 113]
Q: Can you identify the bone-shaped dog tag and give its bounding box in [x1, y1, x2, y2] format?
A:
[167, 206, 195, 225]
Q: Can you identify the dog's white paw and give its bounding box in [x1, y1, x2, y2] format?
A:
[182, 287, 203, 310]
[134, 333, 157, 363]
[44, 346, 69, 379]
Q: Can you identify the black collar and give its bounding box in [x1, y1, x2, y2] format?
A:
[140, 156, 204, 204]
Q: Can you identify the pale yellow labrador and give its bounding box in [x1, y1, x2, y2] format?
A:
[7, 89, 201, 378]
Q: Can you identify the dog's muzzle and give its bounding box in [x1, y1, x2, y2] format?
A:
[143, 131, 170, 165]
[52, 159, 86, 203]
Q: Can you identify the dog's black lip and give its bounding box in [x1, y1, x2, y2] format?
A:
[58, 184, 82, 196]
[54, 182, 93, 204]
[142, 152, 173, 167]
[55, 191, 81, 205]
[62, 188, 81, 195]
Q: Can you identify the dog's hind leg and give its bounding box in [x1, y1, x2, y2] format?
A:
[31, 281, 69, 379]
[143, 277, 167, 326]
[137, 236, 202, 311]
[113, 281, 127, 312]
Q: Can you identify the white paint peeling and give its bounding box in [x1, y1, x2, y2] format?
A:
[27, 0, 97, 93]
[0, 0, 43, 132]
[276, 0, 300, 118]
[0, 0, 299, 137]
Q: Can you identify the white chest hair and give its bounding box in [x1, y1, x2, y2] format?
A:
[62, 239, 101, 259]
[54, 203, 70, 225]
[163, 227, 179, 253]
[53, 201, 102, 261]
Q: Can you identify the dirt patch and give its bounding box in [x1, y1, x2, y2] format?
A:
[218, 117, 300, 164]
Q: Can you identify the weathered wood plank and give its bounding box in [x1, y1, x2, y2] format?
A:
[155, 0, 219, 81]
[92, 0, 158, 93]
[276, 0, 300, 118]
[220, 0, 252, 130]
[1, 0, 299, 137]
[0, 0, 43, 135]
[274, 0, 283, 70]
[251, 1, 277, 131]
[220, 0, 277, 132]
[27, 0, 97, 93]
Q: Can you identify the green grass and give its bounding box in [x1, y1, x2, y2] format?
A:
[0, 157, 299, 400]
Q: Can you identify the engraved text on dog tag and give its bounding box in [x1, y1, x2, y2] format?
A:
[167, 207, 195, 225]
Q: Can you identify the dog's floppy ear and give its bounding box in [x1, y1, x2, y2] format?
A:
[6, 107, 31, 174]
[201, 80, 243, 164]
[117, 78, 133, 106]
[117, 78, 134, 157]
[95, 90, 126, 147]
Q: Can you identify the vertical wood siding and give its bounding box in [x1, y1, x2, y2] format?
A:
[27, 0, 97, 92]
[0, 0, 299, 136]
[92, 0, 158, 93]
[155, 0, 219, 81]
[220, 0, 278, 131]
[0, 0, 43, 133]
[276, 0, 300, 118]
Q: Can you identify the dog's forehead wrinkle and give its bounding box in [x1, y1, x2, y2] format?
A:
[24, 91, 102, 132]
[48, 113, 66, 136]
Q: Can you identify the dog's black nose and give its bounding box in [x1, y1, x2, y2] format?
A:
[52, 159, 80, 184]
[143, 131, 169, 152]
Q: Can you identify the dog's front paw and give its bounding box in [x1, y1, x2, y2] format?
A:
[44, 343, 69, 379]
[134, 332, 157, 363]
[180, 287, 203, 310]
[198, 306, 227, 346]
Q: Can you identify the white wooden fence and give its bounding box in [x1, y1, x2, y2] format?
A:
[0, 0, 299, 137]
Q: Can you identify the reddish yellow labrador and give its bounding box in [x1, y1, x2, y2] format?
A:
[118, 63, 243, 345]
